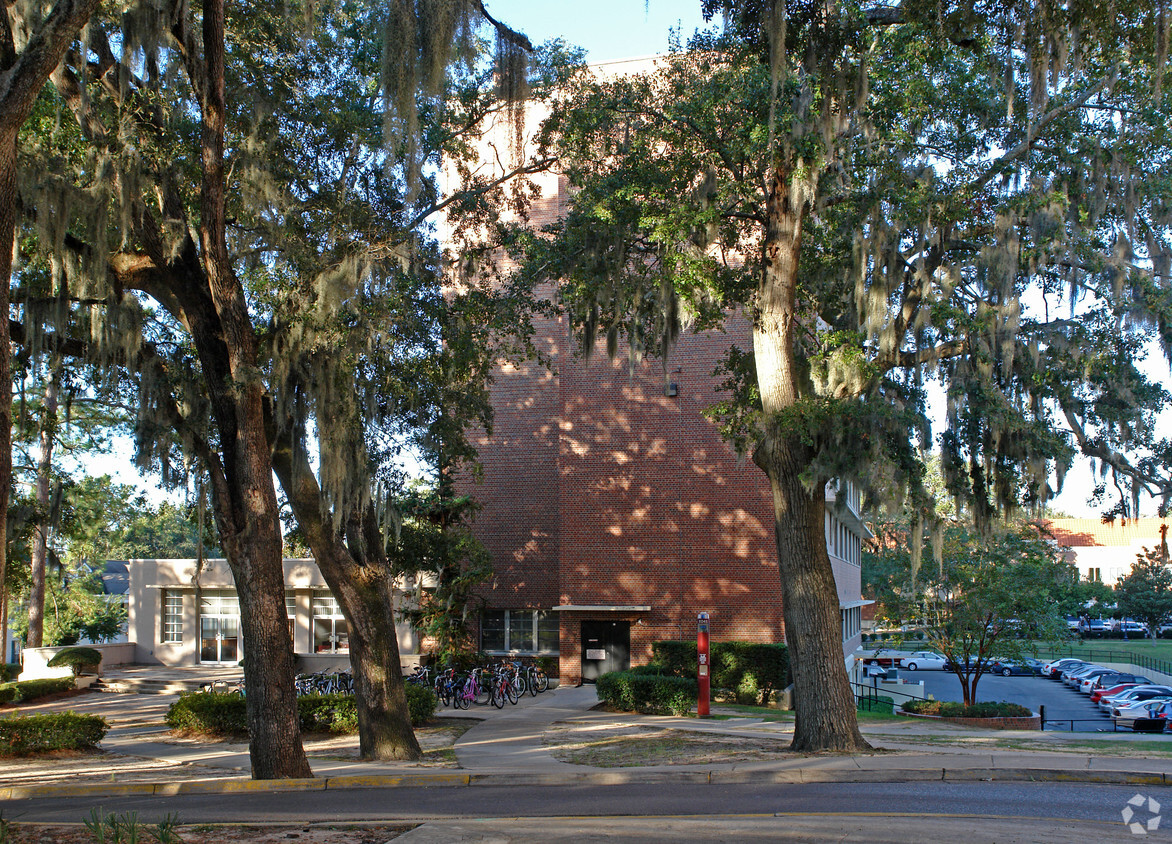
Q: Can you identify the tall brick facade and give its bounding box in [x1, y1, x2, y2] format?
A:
[450, 59, 865, 685]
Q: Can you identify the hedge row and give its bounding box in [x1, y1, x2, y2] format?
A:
[650, 640, 789, 705]
[595, 671, 698, 715]
[0, 676, 77, 705]
[0, 712, 108, 755]
[166, 684, 438, 735]
[902, 699, 1032, 718]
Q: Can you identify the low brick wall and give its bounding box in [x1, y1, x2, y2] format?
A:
[897, 708, 1041, 730]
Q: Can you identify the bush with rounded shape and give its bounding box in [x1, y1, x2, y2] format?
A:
[0, 664, 20, 682]
[47, 647, 103, 677]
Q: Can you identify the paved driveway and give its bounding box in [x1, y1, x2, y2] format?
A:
[897, 670, 1132, 732]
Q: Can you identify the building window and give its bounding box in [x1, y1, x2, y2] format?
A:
[481, 609, 559, 654]
[312, 594, 349, 653]
[1088, 568, 1102, 582]
[162, 592, 183, 643]
[841, 606, 861, 642]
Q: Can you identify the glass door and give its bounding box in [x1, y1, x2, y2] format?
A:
[200, 591, 242, 664]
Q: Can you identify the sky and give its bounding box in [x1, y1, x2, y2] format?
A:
[86, 0, 1166, 521]
[484, 1, 715, 62]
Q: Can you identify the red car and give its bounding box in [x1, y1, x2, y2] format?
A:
[1091, 682, 1142, 705]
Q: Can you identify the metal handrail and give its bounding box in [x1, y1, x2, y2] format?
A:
[1033, 645, 1172, 679]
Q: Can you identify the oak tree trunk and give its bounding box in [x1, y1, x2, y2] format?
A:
[1, 0, 108, 664]
[190, 0, 311, 780]
[751, 169, 869, 752]
[26, 373, 59, 648]
[272, 435, 422, 761]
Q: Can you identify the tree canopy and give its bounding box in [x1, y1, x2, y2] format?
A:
[521, 0, 1172, 750]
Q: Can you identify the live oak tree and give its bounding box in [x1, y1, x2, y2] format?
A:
[13, 0, 536, 769]
[524, 1, 1172, 750]
[1, 0, 105, 682]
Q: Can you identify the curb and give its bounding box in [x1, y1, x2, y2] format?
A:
[1, 766, 1168, 801]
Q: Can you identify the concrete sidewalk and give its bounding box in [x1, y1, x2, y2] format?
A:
[2, 681, 1171, 801]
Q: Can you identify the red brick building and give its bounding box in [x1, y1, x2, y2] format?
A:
[451, 59, 867, 685]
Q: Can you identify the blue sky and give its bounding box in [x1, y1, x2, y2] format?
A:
[485, 1, 715, 61]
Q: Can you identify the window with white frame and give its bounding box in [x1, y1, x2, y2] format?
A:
[480, 610, 559, 653]
[162, 591, 183, 643]
[312, 594, 349, 653]
[840, 606, 861, 642]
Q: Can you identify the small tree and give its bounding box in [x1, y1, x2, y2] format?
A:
[1115, 528, 1172, 643]
[47, 646, 102, 677]
[881, 523, 1078, 705]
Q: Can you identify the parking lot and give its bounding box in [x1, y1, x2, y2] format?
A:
[891, 669, 1172, 734]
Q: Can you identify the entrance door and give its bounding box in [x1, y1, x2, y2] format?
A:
[200, 614, 240, 663]
[580, 620, 630, 683]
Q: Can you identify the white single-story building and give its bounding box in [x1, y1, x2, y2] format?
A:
[120, 557, 420, 670]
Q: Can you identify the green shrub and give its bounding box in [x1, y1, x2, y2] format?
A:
[298, 694, 359, 733]
[902, 699, 1032, 718]
[649, 640, 790, 706]
[0, 712, 108, 755]
[47, 647, 103, 677]
[405, 682, 438, 725]
[0, 676, 76, 705]
[596, 671, 698, 715]
[165, 693, 247, 734]
[0, 664, 20, 682]
[168, 686, 438, 735]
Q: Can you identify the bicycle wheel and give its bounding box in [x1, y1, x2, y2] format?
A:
[534, 669, 549, 692]
[527, 671, 539, 696]
[474, 674, 492, 706]
[505, 682, 519, 705]
[491, 682, 506, 708]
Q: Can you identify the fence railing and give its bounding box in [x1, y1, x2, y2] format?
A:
[1032, 646, 1172, 680]
[851, 679, 929, 712]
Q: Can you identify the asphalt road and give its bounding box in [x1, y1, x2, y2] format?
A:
[894, 670, 1156, 732]
[0, 781, 1160, 841]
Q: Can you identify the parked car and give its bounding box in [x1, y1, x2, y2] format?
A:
[989, 660, 1034, 676]
[1112, 698, 1172, 730]
[1063, 665, 1107, 686]
[899, 651, 947, 671]
[1081, 618, 1111, 637]
[1041, 658, 1086, 678]
[1100, 686, 1172, 712]
[1091, 682, 1145, 705]
[1071, 667, 1121, 691]
[1087, 674, 1151, 697]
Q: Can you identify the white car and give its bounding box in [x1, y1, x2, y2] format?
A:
[899, 651, 948, 670]
[1100, 686, 1172, 712]
[1112, 698, 1172, 730]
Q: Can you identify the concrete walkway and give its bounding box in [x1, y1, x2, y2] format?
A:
[2, 677, 1171, 800]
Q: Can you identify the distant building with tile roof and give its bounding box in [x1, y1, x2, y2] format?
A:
[1044, 518, 1170, 585]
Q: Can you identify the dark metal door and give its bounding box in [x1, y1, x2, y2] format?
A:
[580, 620, 630, 682]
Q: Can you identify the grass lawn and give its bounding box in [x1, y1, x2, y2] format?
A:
[1029, 639, 1172, 669]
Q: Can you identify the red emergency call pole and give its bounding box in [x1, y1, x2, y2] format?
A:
[697, 611, 711, 717]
